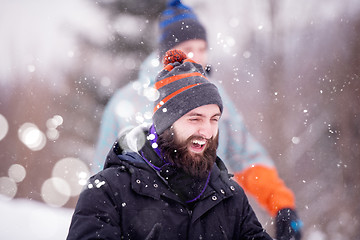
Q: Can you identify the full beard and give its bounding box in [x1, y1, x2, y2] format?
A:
[158, 128, 219, 179]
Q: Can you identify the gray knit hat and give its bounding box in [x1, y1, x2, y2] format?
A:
[158, 0, 207, 57]
[153, 50, 223, 135]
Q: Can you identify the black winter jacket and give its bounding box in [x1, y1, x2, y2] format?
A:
[67, 127, 272, 240]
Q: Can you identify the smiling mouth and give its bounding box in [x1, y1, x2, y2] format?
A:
[189, 139, 207, 153]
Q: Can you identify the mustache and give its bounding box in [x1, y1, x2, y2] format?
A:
[157, 129, 219, 178]
[186, 135, 209, 144]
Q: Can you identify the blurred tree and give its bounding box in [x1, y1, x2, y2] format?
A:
[0, 0, 168, 208]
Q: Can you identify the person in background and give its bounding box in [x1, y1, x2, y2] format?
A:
[68, 50, 272, 239]
[93, 1, 302, 239]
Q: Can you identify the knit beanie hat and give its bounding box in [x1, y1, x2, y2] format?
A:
[158, 0, 207, 57]
[153, 49, 223, 135]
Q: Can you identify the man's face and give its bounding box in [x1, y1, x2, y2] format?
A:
[174, 39, 207, 67]
[172, 104, 221, 156]
[157, 104, 221, 178]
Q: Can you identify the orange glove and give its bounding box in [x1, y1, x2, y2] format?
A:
[234, 165, 295, 217]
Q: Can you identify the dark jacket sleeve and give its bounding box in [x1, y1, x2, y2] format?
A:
[67, 172, 122, 240]
[233, 183, 273, 240]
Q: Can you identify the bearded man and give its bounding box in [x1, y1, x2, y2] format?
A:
[67, 50, 272, 240]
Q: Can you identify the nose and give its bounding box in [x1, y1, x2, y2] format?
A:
[198, 121, 214, 139]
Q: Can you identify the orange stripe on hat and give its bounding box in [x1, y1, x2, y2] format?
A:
[154, 72, 207, 90]
[154, 83, 202, 113]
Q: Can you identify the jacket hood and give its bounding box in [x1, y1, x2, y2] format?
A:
[103, 124, 151, 169]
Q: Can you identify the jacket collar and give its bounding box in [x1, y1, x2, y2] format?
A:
[106, 126, 236, 216]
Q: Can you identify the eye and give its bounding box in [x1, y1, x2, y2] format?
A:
[211, 117, 220, 122]
[189, 118, 200, 122]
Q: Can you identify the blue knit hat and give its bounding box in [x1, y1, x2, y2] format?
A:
[158, 0, 207, 57]
[152, 50, 223, 135]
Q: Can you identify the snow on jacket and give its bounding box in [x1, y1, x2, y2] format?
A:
[93, 52, 295, 216]
[68, 126, 272, 240]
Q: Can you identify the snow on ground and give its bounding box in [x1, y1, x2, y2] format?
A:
[0, 195, 74, 240]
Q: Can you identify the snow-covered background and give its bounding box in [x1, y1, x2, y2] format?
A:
[0, 0, 359, 239]
[0, 195, 73, 240]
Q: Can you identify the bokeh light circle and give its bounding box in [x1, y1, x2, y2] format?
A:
[143, 87, 159, 101]
[0, 177, 17, 199]
[52, 115, 63, 126]
[8, 164, 26, 183]
[46, 128, 59, 140]
[52, 157, 90, 197]
[18, 122, 46, 151]
[41, 177, 70, 207]
[115, 100, 135, 119]
[0, 114, 9, 141]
